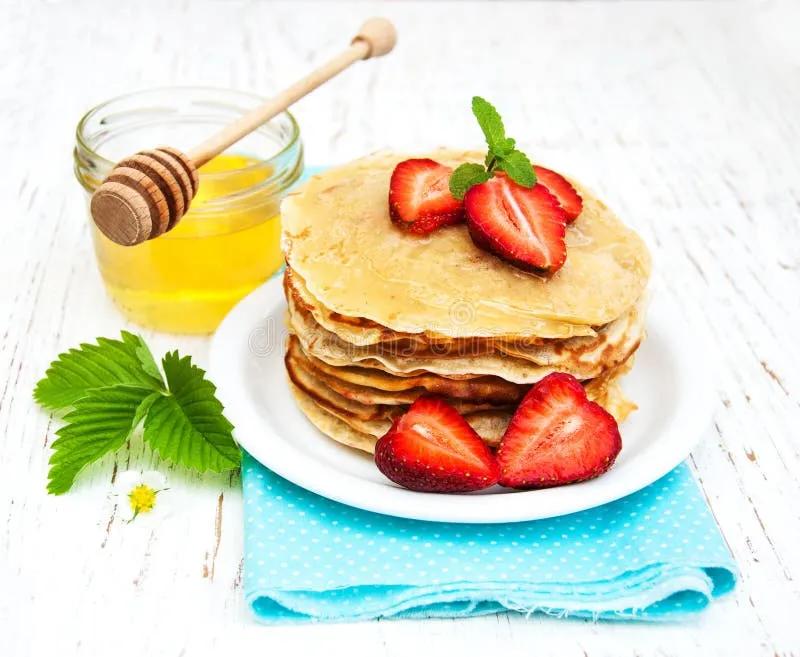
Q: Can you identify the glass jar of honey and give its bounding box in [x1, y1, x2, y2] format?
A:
[74, 87, 303, 334]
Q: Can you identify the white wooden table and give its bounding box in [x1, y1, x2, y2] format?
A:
[2, 1, 799, 655]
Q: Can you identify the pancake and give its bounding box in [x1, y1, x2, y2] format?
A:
[290, 382, 513, 448]
[286, 344, 509, 417]
[289, 360, 637, 455]
[285, 266, 593, 347]
[281, 149, 650, 338]
[291, 382, 378, 453]
[287, 336, 526, 404]
[286, 267, 643, 366]
[287, 290, 645, 384]
[584, 357, 638, 422]
[286, 336, 517, 407]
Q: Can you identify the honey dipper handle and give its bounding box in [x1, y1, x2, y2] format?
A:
[188, 17, 397, 167]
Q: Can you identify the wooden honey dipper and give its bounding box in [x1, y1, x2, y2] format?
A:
[91, 18, 397, 246]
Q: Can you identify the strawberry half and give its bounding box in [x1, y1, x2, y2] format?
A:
[464, 175, 568, 274]
[389, 159, 464, 234]
[496, 373, 622, 489]
[374, 396, 500, 493]
[533, 165, 583, 222]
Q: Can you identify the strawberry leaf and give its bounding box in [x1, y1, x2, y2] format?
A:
[143, 352, 239, 473]
[134, 337, 163, 382]
[34, 331, 165, 410]
[47, 386, 155, 495]
[36, 332, 238, 494]
[449, 163, 491, 200]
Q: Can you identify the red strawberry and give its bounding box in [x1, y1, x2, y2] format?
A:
[389, 159, 464, 234]
[533, 165, 583, 222]
[496, 373, 622, 489]
[374, 396, 500, 493]
[464, 175, 568, 274]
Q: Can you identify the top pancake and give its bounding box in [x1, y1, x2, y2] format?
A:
[281, 149, 651, 339]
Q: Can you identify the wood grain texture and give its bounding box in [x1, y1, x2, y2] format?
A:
[1, 1, 798, 655]
[187, 18, 393, 166]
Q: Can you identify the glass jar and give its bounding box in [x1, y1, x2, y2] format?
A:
[74, 87, 303, 334]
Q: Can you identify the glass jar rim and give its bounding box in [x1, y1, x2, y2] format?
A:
[75, 85, 301, 179]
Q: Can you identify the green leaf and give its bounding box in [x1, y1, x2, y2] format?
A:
[496, 137, 516, 157]
[47, 386, 153, 495]
[143, 352, 239, 473]
[34, 332, 165, 410]
[131, 334, 163, 383]
[472, 96, 506, 154]
[449, 163, 491, 200]
[38, 332, 239, 494]
[133, 391, 161, 428]
[496, 149, 537, 188]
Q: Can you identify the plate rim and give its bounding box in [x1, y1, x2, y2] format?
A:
[210, 276, 714, 524]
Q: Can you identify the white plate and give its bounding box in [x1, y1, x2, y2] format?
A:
[209, 276, 713, 524]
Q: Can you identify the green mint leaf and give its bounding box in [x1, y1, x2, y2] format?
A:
[497, 137, 516, 156]
[496, 149, 537, 188]
[449, 163, 491, 200]
[143, 351, 239, 473]
[34, 332, 165, 410]
[472, 96, 506, 154]
[484, 139, 518, 172]
[47, 386, 154, 495]
[470, 97, 536, 182]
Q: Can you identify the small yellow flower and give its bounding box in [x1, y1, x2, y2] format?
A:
[128, 483, 159, 517]
[113, 470, 169, 523]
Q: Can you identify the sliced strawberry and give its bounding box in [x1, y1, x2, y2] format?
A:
[388, 159, 464, 235]
[533, 165, 583, 222]
[464, 175, 568, 274]
[374, 396, 500, 493]
[496, 373, 621, 489]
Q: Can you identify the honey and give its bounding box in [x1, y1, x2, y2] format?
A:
[75, 88, 303, 334]
[92, 154, 284, 333]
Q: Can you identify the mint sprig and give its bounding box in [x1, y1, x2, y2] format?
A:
[449, 96, 537, 200]
[495, 149, 536, 188]
[449, 163, 491, 200]
[35, 333, 239, 494]
[473, 96, 508, 154]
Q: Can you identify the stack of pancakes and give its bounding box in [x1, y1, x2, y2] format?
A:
[281, 150, 651, 454]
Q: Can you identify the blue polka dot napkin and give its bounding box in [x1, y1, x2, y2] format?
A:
[242, 453, 736, 624]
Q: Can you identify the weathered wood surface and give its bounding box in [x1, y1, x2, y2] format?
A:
[1, 1, 798, 655]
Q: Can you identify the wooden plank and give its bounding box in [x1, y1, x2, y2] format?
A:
[1, 1, 798, 655]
